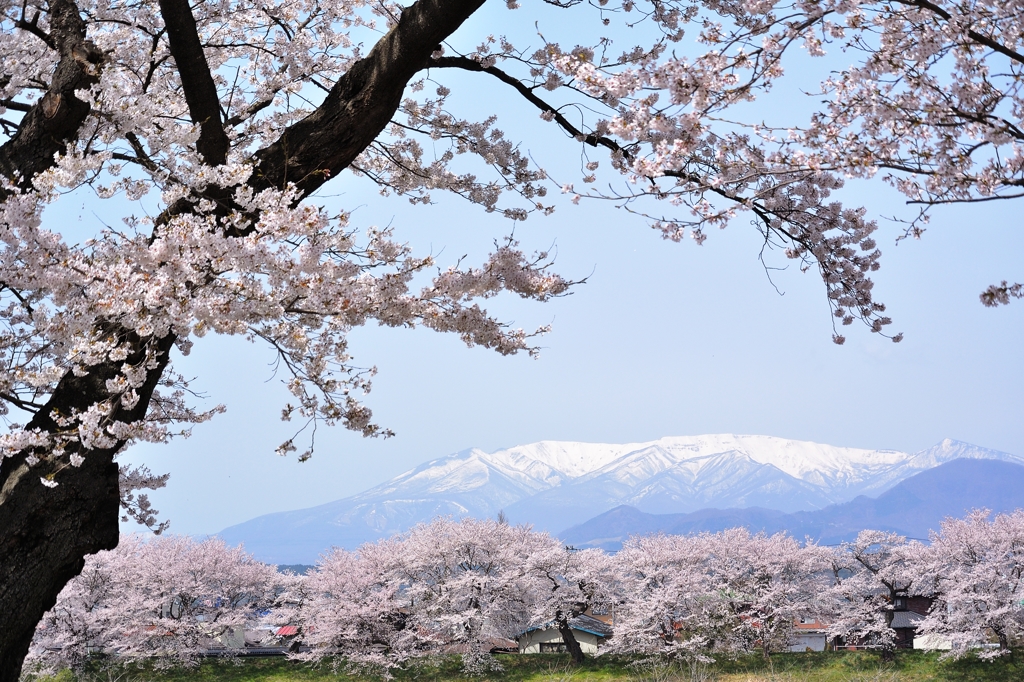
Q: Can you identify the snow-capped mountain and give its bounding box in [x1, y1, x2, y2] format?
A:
[216, 436, 1023, 563]
[561, 458, 1024, 551]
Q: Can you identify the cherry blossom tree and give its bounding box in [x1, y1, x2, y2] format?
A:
[916, 510, 1024, 658]
[825, 530, 925, 656]
[28, 535, 281, 671]
[294, 518, 552, 673]
[1, 0, 1022, 678]
[389, 518, 543, 653]
[525, 542, 616, 665]
[284, 541, 412, 673]
[610, 533, 735, 659]
[0, 0, 569, 675]
[611, 530, 828, 660]
[702, 529, 828, 658]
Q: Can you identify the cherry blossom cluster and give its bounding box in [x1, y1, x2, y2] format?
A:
[915, 510, 1024, 658]
[825, 530, 922, 652]
[436, 0, 1024, 336]
[356, 93, 553, 219]
[29, 509, 1024, 674]
[271, 511, 1024, 662]
[27, 535, 283, 671]
[288, 517, 613, 673]
[0, 0, 574, 489]
[612, 529, 830, 660]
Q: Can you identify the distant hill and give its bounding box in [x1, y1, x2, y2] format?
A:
[216, 436, 1023, 563]
[276, 564, 315, 575]
[559, 458, 1024, 550]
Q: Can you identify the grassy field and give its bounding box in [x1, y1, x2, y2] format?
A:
[34, 651, 1024, 682]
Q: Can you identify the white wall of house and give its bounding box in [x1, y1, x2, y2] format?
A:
[787, 631, 827, 652]
[518, 628, 602, 654]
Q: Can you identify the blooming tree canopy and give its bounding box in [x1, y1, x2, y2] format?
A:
[29, 508, 1024, 674]
[1, 0, 1021, 678]
[916, 510, 1024, 658]
[296, 518, 553, 673]
[285, 541, 413, 673]
[611, 533, 721, 659]
[612, 530, 829, 659]
[525, 540, 616, 664]
[28, 535, 282, 671]
[825, 530, 924, 653]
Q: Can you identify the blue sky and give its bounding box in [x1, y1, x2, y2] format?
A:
[93, 2, 1024, 536]
[119, 175, 1024, 537]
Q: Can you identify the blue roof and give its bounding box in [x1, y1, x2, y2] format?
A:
[520, 614, 613, 639]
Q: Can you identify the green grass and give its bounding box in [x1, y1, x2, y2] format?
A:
[29, 650, 1024, 682]
[713, 650, 1024, 681]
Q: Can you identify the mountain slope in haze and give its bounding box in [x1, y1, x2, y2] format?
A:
[502, 447, 836, 529]
[507, 437, 1023, 529]
[559, 458, 1024, 551]
[216, 436, 1023, 564]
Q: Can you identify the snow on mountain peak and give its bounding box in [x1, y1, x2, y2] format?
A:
[359, 435, 1024, 505]
[480, 440, 644, 478]
[216, 435, 1022, 562]
[479, 434, 912, 489]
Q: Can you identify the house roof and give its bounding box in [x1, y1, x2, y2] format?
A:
[891, 611, 925, 629]
[522, 614, 613, 639]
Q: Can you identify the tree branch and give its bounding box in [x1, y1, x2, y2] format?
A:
[0, 0, 105, 194]
[251, 0, 486, 197]
[157, 0, 229, 166]
[891, 0, 1024, 66]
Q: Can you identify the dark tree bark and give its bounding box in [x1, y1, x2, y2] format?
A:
[0, 0, 103, 196]
[0, 332, 175, 682]
[251, 0, 485, 197]
[0, 5, 116, 674]
[157, 0, 230, 167]
[554, 611, 586, 666]
[0, 0, 485, 679]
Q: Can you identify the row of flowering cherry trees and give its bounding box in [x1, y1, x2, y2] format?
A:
[27, 510, 1024, 675]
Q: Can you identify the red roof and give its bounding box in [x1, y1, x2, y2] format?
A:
[276, 626, 299, 636]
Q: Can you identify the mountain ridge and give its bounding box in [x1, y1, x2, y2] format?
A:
[216, 436, 1023, 563]
[559, 458, 1024, 550]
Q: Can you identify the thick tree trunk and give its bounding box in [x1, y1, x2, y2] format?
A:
[0, 0, 102, 196]
[555, 612, 586, 666]
[0, 3, 132, 679]
[0, 0, 486, 679]
[0, 333, 175, 682]
[0, 447, 122, 682]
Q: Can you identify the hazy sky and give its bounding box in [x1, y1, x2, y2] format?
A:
[75, 2, 1023, 537]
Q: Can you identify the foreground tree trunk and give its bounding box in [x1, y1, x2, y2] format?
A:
[0, 454, 121, 682]
[0, 1, 141, 676]
[0, 333, 175, 682]
[0, 0, 484, 679]
[555, 612, 586, 666]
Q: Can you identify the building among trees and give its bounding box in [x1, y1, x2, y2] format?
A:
[516, 615, 613, 655]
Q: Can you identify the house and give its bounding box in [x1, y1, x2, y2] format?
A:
[890, 594, 951, 650]
[891, 595, 933, 649]
[517, 614, 613, 654]
[273, 625, 304, 652]
[788, 617, 829, 652]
